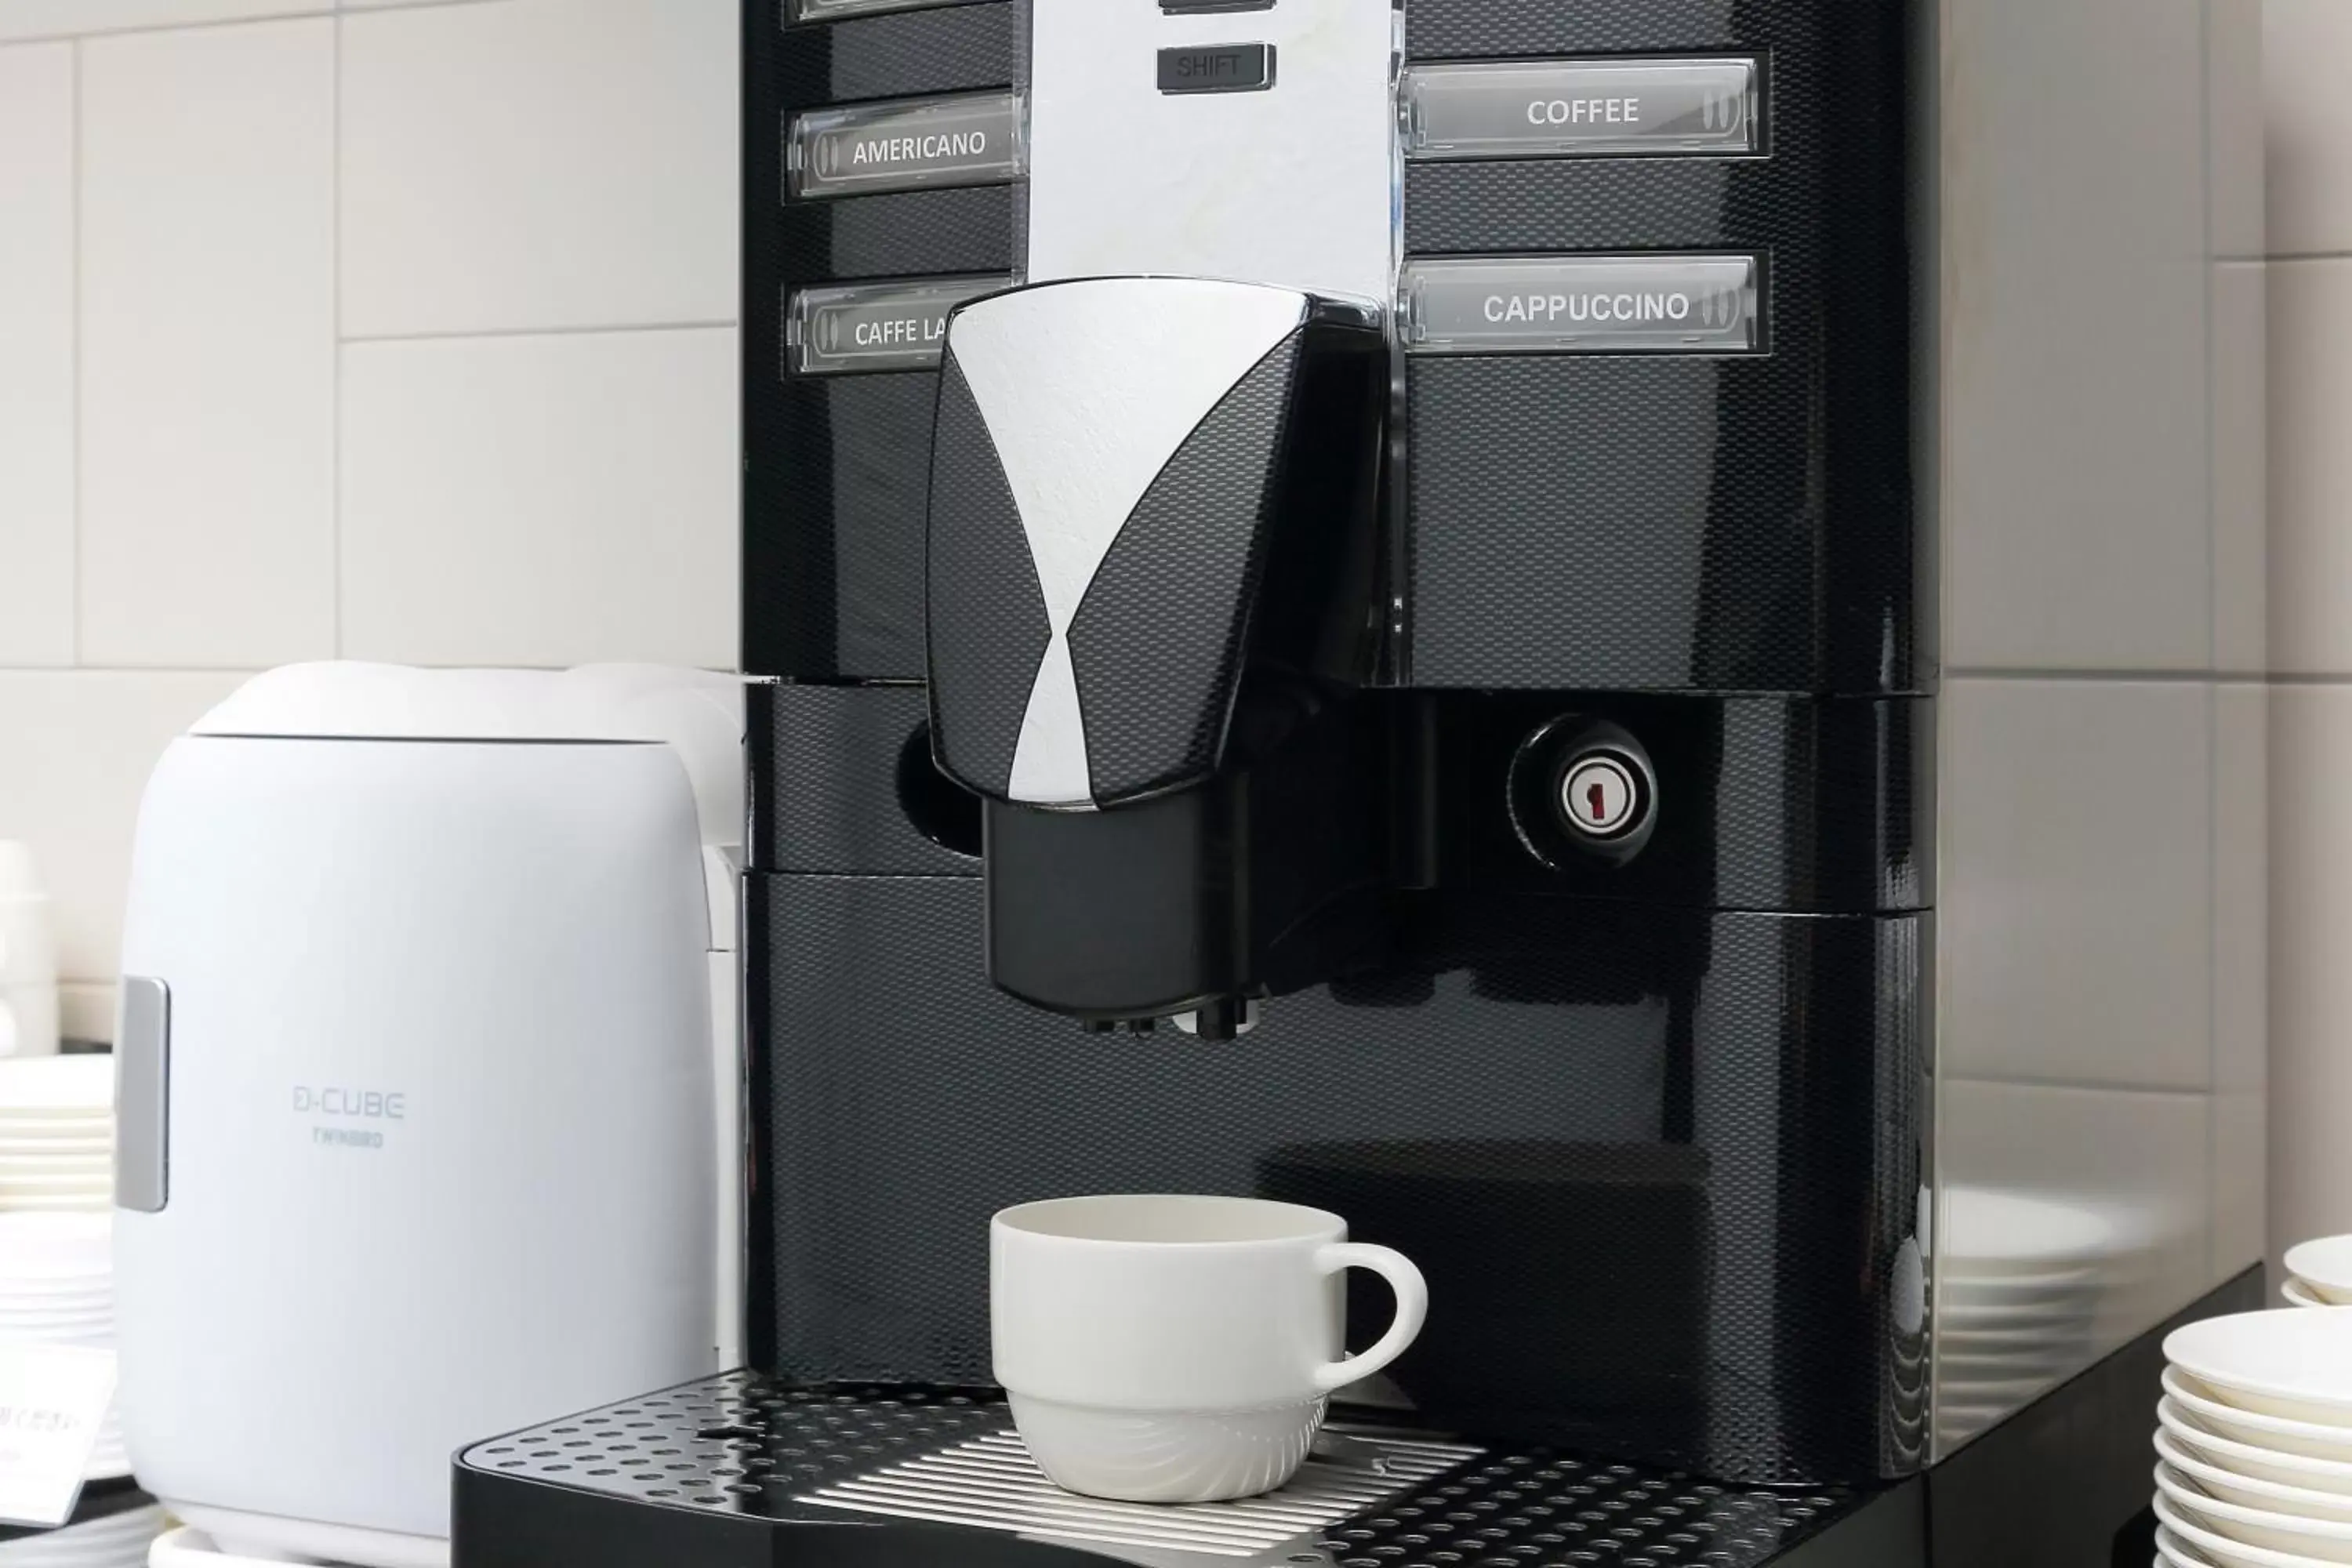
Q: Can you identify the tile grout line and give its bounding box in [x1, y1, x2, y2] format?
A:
[343, 318, 741, 346]
[2201, 0, 2218, 680]
[2200, 0, 2221, 1228]
[0, 0, 513, 49]
[1944, 668, 2277, 684]
[1940, 1075, 2218, 1102]
[69, 36, 83, 670]
[332, 7, 343, 659]
[16, 667, 278, 677]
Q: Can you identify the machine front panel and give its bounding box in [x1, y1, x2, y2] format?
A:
[743, 0, 1936, 1488]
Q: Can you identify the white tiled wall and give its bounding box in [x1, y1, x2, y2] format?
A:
[0, 0, 739, 1037]
[2269, 0, 2352, 1280]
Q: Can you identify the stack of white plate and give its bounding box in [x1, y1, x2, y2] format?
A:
[0, 1057, 114, 1214]
[0, 1213, 126, 1481]
[2283, 1240, 2352, 1311]
[0, 1501, 166, 1567]
[2154, 1306, 2352, 1566]
[147, 1527, 304, 1567]
[1936, 1188, 2119, 1441]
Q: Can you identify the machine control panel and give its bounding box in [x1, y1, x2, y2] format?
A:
[1401, 255, 1762, 356]
[789, 92, 1026, 201]
[788, 276, 1014, 377]
[1403, 58, 1760, 162]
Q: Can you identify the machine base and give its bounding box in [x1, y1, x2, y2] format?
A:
[451, 1270, 2261, 1568]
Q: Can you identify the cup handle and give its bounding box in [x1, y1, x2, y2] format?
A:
[1311, 1243, 1429, 1394]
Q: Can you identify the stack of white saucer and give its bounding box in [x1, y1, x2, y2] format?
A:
[147, 1528, 296, 1567]
[2282, 1240, 2352, 1311]
[0, 842, 61, 1061]
[0, 1057, 115, 1214]
[0, 1213, 127, 1482]
[1936, 1187, 2122, 1443]
[2153, 1305, 2352, 1566]
[0, 1501, 169, 1568]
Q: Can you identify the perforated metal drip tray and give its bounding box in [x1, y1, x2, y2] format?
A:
[452, 1374, 1872, 1568]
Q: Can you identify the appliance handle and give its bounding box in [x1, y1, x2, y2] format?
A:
[1310, 1243, 1429, 1394]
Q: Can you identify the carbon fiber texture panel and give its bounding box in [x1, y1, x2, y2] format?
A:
[1072, 336, 1301, 803]
[749, 2, 1025, 678]
[1438, 691, 1931, 913]
[776, 187, 1018, 288]
[750, 873, 1930, 1483]
[775, 2, 1018, 109]
[750, 684, 981, 877]
[1407, 0, 1759, 56]
[746, 372, 937, 678]
[746, 0, 788, 675]
[1401, 0, 1920, 695]
[928, 353, 1051, 800]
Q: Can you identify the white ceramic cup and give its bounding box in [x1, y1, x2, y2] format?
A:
[992, 1193, 1428, 1504]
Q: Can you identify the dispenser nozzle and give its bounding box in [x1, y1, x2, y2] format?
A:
[1171, 1000, 1261, 1043]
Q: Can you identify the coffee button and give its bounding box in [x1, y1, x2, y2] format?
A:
[1403, 57, 1759, 161]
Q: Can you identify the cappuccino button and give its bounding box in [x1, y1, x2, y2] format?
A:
[1401, 255, 1762, 356]
[1403, 58, 1759, 161]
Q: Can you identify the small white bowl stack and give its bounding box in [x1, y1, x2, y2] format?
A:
[2154, 1304, 2352, 1566]
[2282, 1240, 2352, 1312]
[1936, 1187, 2130, 1446]
[0, 1057, 115, 1214]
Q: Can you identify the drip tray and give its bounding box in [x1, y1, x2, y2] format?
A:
[451, 1374, 1869, 1568]
[797, 1427, 1480, 1559]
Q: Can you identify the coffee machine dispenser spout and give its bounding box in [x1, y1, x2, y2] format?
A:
[924, 277, 1391, 1030]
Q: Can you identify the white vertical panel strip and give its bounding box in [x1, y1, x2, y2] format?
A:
[1007, 637, 1090, 808]
[1026, 0, 1397, 307]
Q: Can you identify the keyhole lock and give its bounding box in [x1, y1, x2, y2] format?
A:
[1507, 717, 1660, 869]
[1559, 753, 1641, 838]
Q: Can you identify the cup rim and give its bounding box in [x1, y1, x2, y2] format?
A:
[993, 1193, 1346, 1248]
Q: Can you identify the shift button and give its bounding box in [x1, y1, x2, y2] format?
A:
[1159, 43, 1276, 95]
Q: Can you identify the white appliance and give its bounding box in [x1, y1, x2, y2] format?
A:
[110, 664, 746, 1568]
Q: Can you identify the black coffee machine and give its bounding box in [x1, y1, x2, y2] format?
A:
[452, 2, 2266, 1564]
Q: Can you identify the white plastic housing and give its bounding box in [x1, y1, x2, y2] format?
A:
[112, 666, 742, 1553]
